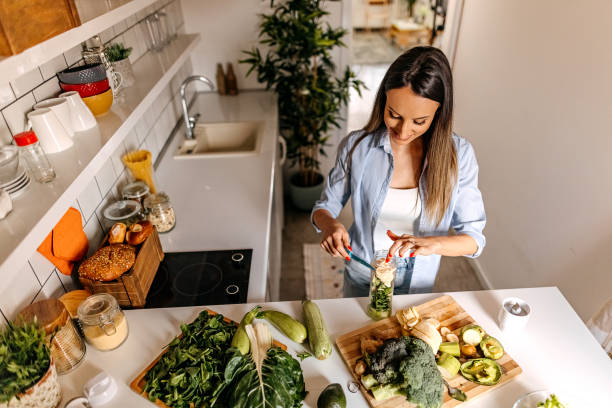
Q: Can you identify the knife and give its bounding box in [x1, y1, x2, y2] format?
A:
[345, 248, 375, 271]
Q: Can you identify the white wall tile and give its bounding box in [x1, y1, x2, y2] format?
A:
[0, 82, 15, 110]
[95, 158, 117, 197]
[123, 129, 140, 153]
[133, 22, 148, 60]
[84, 215, 104, 257]
[64, 45, 83, 67]
[0, 262, 41, 320]
[10, 68, 43, 98]
[34, 270, 66, 302]
[100, 26, 117, 45]
[110, 142, 126, 175]
[143, 133, 159, 163]
[77, 177, 102, 221]
[113, 20, 128, 37]
[73, 200, 86, 225]
[3, 93, 35, 135]
[40, 54, 68, 80]
[133, 116, 148, 145]
[28, 252, 55, 285]
[33, 78, 61, 102]
[94, 192, 117, 234]
[123, 26, 141, 64]
[125, 14, 137, 28]
[112, 169, 132, 198]
[56, 270, 76, 292]
[0, 114, 12, 144]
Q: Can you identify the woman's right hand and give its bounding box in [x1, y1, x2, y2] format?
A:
[314, 210, 351, 260]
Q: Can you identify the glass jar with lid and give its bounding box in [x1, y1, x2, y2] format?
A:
[77, 294, 129, 351]
[121, 181, 150, 208]
[144, 192, 175, 233]
[102, 199, 143, 230]
[367, 250, 396, 320]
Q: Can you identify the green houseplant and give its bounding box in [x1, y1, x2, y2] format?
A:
[0, 320, 60, 407]
[106, 42, 135, 87]
[241, 0, 364, 210]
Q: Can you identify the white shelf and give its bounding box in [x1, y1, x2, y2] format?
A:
[0, 33, 200, 275]
[0, 0, 158, 83]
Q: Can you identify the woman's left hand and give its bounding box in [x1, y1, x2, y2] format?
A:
[386, 230, 442, 259]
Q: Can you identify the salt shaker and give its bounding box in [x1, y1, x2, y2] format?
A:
[497, 297, 531, 332]
[13, 131, 56, 183]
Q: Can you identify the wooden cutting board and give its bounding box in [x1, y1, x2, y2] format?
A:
[335, 295, 522, 408]
[130, 309, 287, 408]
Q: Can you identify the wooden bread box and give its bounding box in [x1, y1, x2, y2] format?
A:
[0, 0, 81, 56]
[79, 228, 164, 308]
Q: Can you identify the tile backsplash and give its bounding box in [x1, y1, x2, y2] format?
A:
[0, 0, 192, 322]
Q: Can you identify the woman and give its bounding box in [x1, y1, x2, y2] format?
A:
[311, 46, 486, 297]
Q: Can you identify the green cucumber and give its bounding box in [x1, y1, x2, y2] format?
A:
[303, 299, 332, 360]
[317, 383, 346, 408]
[437, 353, 460, 379]
[439, 341, 461, 357]
[259, 310, 307, 344]
[231, 305, 261, 354]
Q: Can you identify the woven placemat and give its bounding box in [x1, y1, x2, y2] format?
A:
[303, 243, 345, 299]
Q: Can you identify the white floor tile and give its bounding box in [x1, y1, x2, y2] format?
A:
[3, 93, 35, 135]
[10, 68, 43, 98]
[0, 262, 41, 320]
[77, 177, 103, 221]
[40, 54, 68, 80]
[95, 158, 118, 197]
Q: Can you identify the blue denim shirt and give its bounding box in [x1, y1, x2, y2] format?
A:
[312, 129, 486, 293]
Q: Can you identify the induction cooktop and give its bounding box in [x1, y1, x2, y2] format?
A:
[144, 249, 252, 308]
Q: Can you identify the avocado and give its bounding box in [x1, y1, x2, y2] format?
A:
[480, 335, 505, 360]
[460, 358, 502, 386]
[317, 383, 346, 408]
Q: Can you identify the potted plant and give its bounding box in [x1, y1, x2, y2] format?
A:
[0, 320, 61, 408]
[241, 0, 364, 211]
[106, 42, 135, 87]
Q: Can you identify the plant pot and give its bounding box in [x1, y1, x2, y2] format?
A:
[288, 172, 324, 212]
[0, 358, 61, 408]
[111, 58, 135, 88]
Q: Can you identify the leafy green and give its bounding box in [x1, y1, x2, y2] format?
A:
[296, 351, 311, 361]
[143, 311, 237, 408]
[369, 277, 392, 312]
[537, 394, 566, 408]
[214, 347, 307, 407]
[105, 42, 132, 62]
[0, 320, 50, 403]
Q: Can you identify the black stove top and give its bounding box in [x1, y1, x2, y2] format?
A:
[144, 249, 252, 308]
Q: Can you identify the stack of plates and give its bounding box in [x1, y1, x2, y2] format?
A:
[0, 166, 31, 198]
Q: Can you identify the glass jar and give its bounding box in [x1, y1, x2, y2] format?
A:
[102, 199, 143, 230]
[121, 181, 150, 208]
[367, 250, 396, 320]
[144, 192, 175, 233]
[77, 294, 129, 351]
[13, 131, 56, 183]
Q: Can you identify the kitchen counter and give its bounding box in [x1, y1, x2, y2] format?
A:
[154, 90, 278, 302]
[59, 288, 611, 407]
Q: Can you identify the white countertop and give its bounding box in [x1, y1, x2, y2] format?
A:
[154, 91, 278, 302]
[59, 288, 612, 407]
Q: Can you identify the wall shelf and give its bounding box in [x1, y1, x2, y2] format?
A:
[0, 33, 200, 276]
[0, 0, 159, 83]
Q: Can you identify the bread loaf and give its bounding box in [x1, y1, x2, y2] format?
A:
[126, 220, 152, 245]
[108, 223, 127, 244]
[78, 244, 136, 281]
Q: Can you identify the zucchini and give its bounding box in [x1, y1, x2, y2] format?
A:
[259, 310, 307, 344]
[461, 324, 485, 346]
[302, 299, 332, 360]
[231, 305, 261, 354]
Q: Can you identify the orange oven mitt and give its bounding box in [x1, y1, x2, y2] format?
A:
[38, 207, 89, 275]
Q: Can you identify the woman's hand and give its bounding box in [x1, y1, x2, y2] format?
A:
[386, 230, 442, 259]
[314, 210, 351, 260]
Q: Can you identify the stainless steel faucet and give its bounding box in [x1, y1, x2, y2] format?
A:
[180, 75, 215, 139]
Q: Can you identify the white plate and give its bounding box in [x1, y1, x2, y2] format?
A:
[6, 173, 29, 193]
[8, 174, 30, 198]
[512, 390, 590, 408]
[0, 166, 26, 189]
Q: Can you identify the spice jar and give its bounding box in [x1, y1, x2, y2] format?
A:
[18, 299, 86, 374]
[77, 294, 129, 351]
[102, 199, 143, 231]
[367, 250, 396, 320]
[13, 130, 56, 183]
[121, 181, 150, 208]
[144, 192, 175, 233]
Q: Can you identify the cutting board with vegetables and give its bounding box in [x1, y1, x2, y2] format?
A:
[335, 295, 522, 408]
[130, 308, 287, 408]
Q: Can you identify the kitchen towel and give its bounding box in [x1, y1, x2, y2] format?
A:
[38, 207, 89, 275]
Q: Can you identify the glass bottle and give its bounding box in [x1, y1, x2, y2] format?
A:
[367, 249, 396, 320]
[13, 131, 56, 183]
[144, 192, 175, 233]
[77, 293, 129, 351]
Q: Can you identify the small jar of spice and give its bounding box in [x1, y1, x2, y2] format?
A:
[121, 181, 150, 208]
[77, 293, 129, 351]
[144, 192, 175, 233]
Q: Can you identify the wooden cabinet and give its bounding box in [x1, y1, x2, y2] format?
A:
[0, 0, 81, 56]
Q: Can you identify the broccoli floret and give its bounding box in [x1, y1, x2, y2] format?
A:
[368, 337, 408, 384]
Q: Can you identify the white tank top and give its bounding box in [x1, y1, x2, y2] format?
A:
[373, 187, 421, 251]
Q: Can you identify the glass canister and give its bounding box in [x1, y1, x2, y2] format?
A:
[121, 181, 150, 208]
[13, 131, 56, 183]
[144, 192, 175, 233]
[367, 250, 396, 320]
[102, 199, 143, 230]
[77, 294, 129, 351]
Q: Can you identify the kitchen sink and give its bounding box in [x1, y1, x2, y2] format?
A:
[175, 121, 263, 159]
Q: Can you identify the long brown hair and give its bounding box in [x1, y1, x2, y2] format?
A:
[356, 46, 457, 226]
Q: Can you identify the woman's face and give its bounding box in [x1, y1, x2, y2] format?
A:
[384, 86, 440, 146]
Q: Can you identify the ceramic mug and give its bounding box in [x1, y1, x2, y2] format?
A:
[497, 296, 532, 333]
[27, 108, 73, 154]
[107, 70, 124, 95]
[58, 91, 97, 132]
[33, 98, 74, 138]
